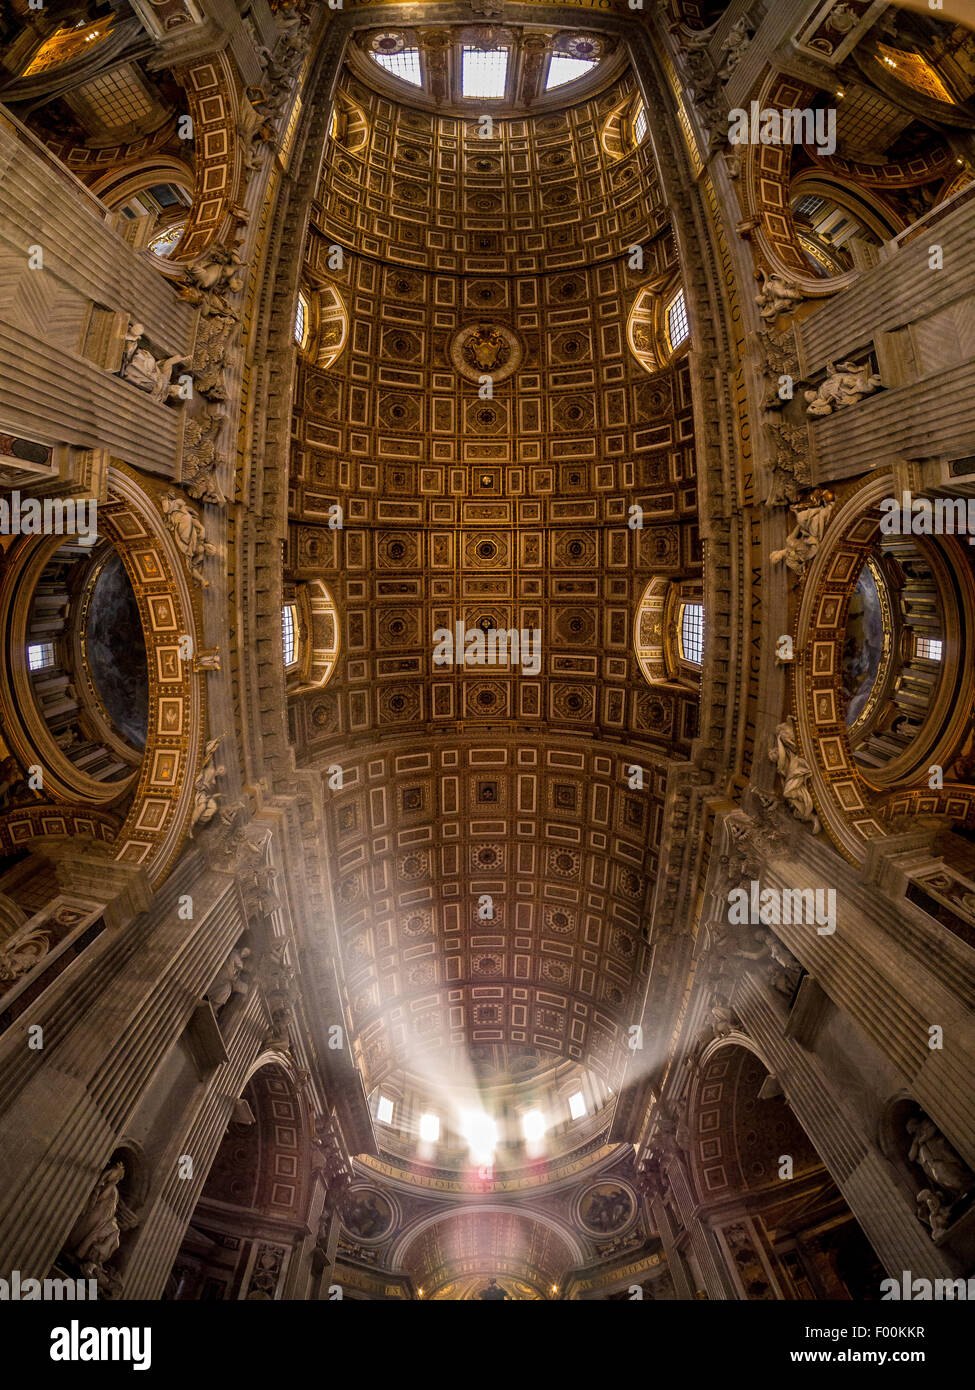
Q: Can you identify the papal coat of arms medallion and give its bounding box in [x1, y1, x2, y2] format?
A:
[449, 322, 523, 383]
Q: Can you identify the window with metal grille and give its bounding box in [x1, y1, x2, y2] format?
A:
[680, 603, 704, 666]
[462, 46, 509, 98]
[374, 48, 422, 86]
[915, 635, 943, 662]
[75, 66, 154, 127]
[546, 55, 597, 90]
[634, 104, 648, 144]
[667, 289, 690, 351]
[282, 604, 298, 667]
[294, 294, 306, 346]
[28, 642, 54, 672]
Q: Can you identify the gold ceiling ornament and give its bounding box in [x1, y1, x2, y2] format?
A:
[449, 322, 523, 383]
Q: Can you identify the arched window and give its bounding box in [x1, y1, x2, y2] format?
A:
[292, 285, 348, 368]
[282, 603, 299, 668]
[666, 288, 690, 352]
[633, 103, 648, 144]
[294, 292, 309, 349]
[679, 601, 704, 667]
[284, 583, 340, 692]
[371, 34, 422, 86]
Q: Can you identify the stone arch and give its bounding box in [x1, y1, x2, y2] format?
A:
[389, 1203, 585, 1298]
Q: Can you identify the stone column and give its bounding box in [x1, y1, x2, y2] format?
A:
[0, 858, 248, 1284]
[761, 839, 975, 1177]
[663, 1153, 737, 1298]
[643, 1187, 696, 1299]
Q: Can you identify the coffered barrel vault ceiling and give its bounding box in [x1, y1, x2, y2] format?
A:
[288, 39, 703, 1101]
[322, 738, 662, 1095]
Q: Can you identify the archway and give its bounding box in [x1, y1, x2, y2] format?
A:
[164, 1064, 313, 1301]
[686, 1043, 885, 1299]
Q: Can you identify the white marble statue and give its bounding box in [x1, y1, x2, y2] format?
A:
[907, 1116, 973, 1199]
[719, 18, 752, 76]
[916, 1188, 951, 1240]
[770, 490, 835, 578]
[184, 245, 245, 297]
[66, 1159, 125, 1273]
[768, 717, 821, 833]
[709, 1003, 736, 1039]
[805, 359, 883, 416]
[191, 736, 225, 834]
[755, 269, 803, 323]
[120, 323, 187, 404]
[160, 493, 217, 585]
[207, 945, 252, 1009]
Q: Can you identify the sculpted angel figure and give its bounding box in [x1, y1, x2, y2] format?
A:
[916, 1188, 950, 1240]
[907, 1116, 973, 1199]
[719, 17, 752, 76]
[184, 245, 245, 297]
[191, 736, 225, 834]
[207, 945, 252, 1009]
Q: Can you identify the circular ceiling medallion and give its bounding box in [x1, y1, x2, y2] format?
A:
[449, 323, 523, 384]
[575, 1180, 637, 1236]
[342, 1186, 395, 1242]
